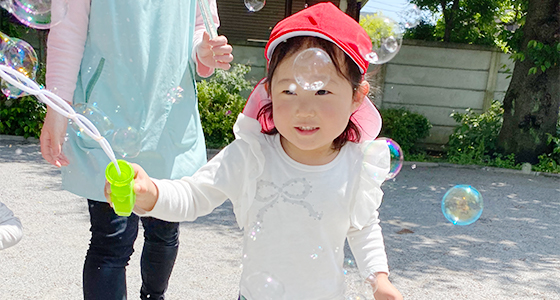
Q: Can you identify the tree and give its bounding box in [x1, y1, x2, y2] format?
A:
[497, 0, 560, 164]
[410, 0, 522, 46]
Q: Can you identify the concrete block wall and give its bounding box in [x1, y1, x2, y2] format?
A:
[378, 40, 514, 150]
[228, 40, 515, 150]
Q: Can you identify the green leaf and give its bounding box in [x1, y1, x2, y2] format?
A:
[541, 65, 546, 72]
[528, 67, 537, 75]
[536, 42, 544, 50]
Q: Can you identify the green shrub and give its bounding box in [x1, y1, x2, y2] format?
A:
[197, 64, 253, 149]
[447, 101, 506, 165]
[0, 13, 46, 139]
[533, 133, 560, 173]
[0, 95, 46, 138]
[378, 107, 432, 155]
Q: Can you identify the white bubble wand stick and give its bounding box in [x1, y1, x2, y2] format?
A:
[197, 0, 218, 39]
[0, 64, 121, 174]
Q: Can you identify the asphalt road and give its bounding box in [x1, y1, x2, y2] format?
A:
[0, 135, 559, 300]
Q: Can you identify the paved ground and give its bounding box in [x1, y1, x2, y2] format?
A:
[0, 135, 559, 300]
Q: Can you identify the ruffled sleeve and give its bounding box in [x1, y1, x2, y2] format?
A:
[232, 113, 267, 229]
[349, 139, 391, 230]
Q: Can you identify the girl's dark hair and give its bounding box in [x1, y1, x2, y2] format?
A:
[257, 36, 363, 151]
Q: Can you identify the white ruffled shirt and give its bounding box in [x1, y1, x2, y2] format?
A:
[141, 114, 391, 299]
[0, 202, 23, 250]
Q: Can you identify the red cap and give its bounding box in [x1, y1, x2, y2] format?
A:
[265, 2, 372, 74]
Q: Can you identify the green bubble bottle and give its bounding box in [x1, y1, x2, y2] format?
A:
[105, 159, 135, 216]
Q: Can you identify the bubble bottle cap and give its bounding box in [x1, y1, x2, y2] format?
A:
[105, 159, 135, 216]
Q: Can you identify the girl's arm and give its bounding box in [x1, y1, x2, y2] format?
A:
[107, 140, 247, 222]
[347, 213, 403, 300]
[373, 273, 403, 300]
[347, 212, 389, 275]
[0, 202, 23, 250]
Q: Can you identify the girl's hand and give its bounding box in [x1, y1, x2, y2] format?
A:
[104, 163, 159, 212]
[196, 31, 233, 76]
[373, 273, 403, 300]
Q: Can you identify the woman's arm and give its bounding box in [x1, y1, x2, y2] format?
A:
[40, 0, 90, 167]
[46, 0, 90, 102]
[193, 0, 233, 77]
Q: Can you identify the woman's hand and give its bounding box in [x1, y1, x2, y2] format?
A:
[196, 31, 234, 77]
[104, 163, 159, 212]
[40, 106, 69, 167]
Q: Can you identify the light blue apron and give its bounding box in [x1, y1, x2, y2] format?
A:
[62, 0, 207, 201]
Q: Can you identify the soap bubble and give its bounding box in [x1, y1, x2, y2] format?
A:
[343, 258, 356, 275]
[70, 103, 114, 141]
[360, 15, 403, 64]
[309, 245, 324, 260]
[362, 140, 388, 182]
[0, 36, 38, 98]
[293, 47, 332, 91]
[244, 0, 265, 12]
[0, 38, 38, 76]
[112, 126, 141, 158]
[166, 86, 183, 104]
[244, 272, 285, 300]
[1, 0, 69, 29]
[399, 4, 422, 28]
[377, 137, 404, 180]
[345, 271, 377, 299]
[345, 294, 367, 300]
[248, 221, 262, 241]
[442, 185, 483, 225]
[364, 273, 378, 294]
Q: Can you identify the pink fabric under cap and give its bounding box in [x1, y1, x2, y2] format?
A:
[243, 79, 382, 142]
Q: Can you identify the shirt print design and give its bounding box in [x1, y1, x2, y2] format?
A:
[247, 178, 324, 241]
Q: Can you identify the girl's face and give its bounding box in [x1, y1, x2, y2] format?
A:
[270, 48, 365, 165]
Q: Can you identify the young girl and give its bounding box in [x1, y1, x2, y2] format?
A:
[106, 3, 402, 299]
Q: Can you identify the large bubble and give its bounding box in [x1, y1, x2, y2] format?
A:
[244, 0, 265, 12]
[293, 48, 332, 91]
[442, 185, 483, 225]
[376, 137, 404, 180]
[112, 126, 142, 159]
[1, 0, 69, 30]
[70, 103, 114, 141]
[360, 15, 404, 65]
[244, 272, 285, 300]
[0, 34, 38, 98]
[399, 4, 422, 29]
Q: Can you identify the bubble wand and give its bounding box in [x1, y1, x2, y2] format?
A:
[0, 64, 140, 216]
[0, 64, 119, 167]
[197, 0, 218, 39]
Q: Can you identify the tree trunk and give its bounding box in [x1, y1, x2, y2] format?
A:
[441, 0, 460, 42]
[497, 0, 560, 164]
